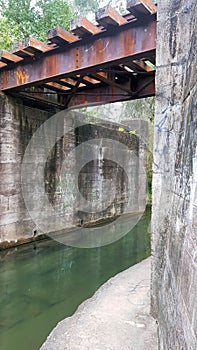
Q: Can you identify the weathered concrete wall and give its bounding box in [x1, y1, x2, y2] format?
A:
[152, 0, 197, 349]
[0, 95, 147, 247]
[75, 121, 146, 225]
[40, 118, 148, 228]
[0, 94, 56, 245]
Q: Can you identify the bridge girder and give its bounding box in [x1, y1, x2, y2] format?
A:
[0, 1, 157, 109]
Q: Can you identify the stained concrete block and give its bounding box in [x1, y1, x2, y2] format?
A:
[151, 0, 197, 348]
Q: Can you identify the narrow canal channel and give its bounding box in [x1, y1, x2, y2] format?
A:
[0, 206, 151, 350]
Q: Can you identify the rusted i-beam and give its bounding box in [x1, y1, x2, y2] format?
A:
[0, 16, 156, 91]
[66, 76, 155, 108]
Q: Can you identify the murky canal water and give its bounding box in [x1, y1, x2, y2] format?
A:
[0, 206, 151, 350]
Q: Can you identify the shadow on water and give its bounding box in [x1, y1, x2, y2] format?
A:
[0, 206, 151, 350]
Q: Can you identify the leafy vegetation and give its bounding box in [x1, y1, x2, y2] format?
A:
[0, 0, 75, 49]
[0, 16, 18, 50]
[73, 0, 99, 15]
[73, 0, 126, 15]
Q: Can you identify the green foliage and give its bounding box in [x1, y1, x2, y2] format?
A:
[118, 127, 125, 132]
[73, 0, 99, 15]
[73, 0, 126, 15]
[122, 97, 155, 122]
[117, 127, 137, 135]
[0, 0, 37, 44]
[0, 17, 18, 50]
[0, 0, 75, 49]
[35, 0, 75, 42]
[129, 130, 136, 135]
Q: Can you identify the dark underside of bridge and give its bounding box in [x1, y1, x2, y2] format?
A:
[0, 0, 156, 111]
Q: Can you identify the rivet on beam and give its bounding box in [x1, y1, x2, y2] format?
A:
[96, 5, 127, 27]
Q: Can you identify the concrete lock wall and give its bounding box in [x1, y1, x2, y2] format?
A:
[0, 93, 148, 248]
[0, 93, 56, 245]
[152, 0, 197, 349]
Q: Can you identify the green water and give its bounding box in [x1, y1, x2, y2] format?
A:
[0, 206, 151, 350]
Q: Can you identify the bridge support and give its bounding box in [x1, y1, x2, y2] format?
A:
[0, 93, 148, 247]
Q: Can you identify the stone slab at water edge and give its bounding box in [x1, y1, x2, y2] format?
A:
[40, 257, 158, 350]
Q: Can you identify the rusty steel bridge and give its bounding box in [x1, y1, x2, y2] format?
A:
[0, 0, 157, 110]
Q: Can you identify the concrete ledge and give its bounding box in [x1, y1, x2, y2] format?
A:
[40, 257, 158, 350]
